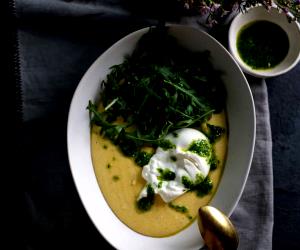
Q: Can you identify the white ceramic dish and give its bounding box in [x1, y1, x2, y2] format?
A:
[67, 24, 256, 250]
[228, 5, 300, 78]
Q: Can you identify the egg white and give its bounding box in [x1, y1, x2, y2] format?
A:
[139, 128, 211, 203]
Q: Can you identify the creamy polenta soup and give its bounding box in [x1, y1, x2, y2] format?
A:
[88, 27, 227, 237]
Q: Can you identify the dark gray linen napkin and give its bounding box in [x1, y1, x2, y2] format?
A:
[16, 1, 273, 249]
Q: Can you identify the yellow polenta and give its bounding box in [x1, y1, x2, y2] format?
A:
[91, 113, 227, 237]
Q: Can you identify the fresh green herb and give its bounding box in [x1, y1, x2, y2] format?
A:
[137, 184, 155, 212]
[157, 168, 176, 181]
[187, 139, 211, 158]
[158, 181, 163, 189]
[112, 175, 120, 181]
[205, 124, 225, 144]
[87, 27, 226, 159]
[134, 151, 153, 167]
[168, 202, 188, 213]
[181, 174, 213, 196]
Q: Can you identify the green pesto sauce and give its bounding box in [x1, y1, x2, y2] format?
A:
[168, 202, 188, 213]
[158, 139, 176, 150]
[182, 174, 213, 197]
[112, 175, 120, 181]
[187, 139, 211, 158]
[237, 20, 289, 69]
[170, 155, 177, 162]
[134, 151, 153, 167]
[168, 202, 193, 220]
[157, 168, 176, 181]
[136, 184, 155, 212]
[209, 149, 219, 170]
[172, 132, 179, 138]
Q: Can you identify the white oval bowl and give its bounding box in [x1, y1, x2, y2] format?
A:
[67, 24, 256, 250]
[228, 5, 300, 78]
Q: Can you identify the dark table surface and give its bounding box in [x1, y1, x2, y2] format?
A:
[267, 65, 300, 249]
[11, 2, 300, 249]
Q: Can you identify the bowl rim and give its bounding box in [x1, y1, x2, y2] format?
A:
[228, 5, 300, 78]
[67, 24, 256, 250]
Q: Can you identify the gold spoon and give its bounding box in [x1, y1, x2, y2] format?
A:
[198, 206, 239, 250]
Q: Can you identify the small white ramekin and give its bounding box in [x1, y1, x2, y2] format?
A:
[228, 5, 300, 78]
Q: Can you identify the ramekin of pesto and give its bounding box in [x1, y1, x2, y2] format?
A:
[228, 5, 300, 78]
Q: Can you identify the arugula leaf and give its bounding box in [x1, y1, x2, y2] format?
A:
[88, 26, 226, 160]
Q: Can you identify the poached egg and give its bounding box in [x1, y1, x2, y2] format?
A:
[138, 128, 212, 203]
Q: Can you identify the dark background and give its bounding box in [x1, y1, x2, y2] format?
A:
[9, 1, 300, 249]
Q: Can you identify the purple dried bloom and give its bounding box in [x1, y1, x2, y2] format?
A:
[184, 3, 190, 10]
[199, 5, 211, 15]
[211, 3, 221, 12]
[232, 3, 240, 11]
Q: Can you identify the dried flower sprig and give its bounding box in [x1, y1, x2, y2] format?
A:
[180, 0, 299, 25]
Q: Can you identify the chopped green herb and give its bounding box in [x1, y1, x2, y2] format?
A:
[158, 181, 163, 189]
[103, 144, 108, 149]
[137, 184, 155, 212]
[168, 202, 188, 213]
[188, 139, 211, 158]
[157, 168, 176, 181]
[134, 151, 153, 167]
[112, 175, 119, 181]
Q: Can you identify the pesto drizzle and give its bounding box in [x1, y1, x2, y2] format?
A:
[182, 174, 213, 197]
[134, 151, 153, 167]
[168, 202, 188, 213]
[137, 184, 155, 212]
[157, 168, 176, 181]
[168, 202, 193, 220]
[187, 139, 211, 158]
